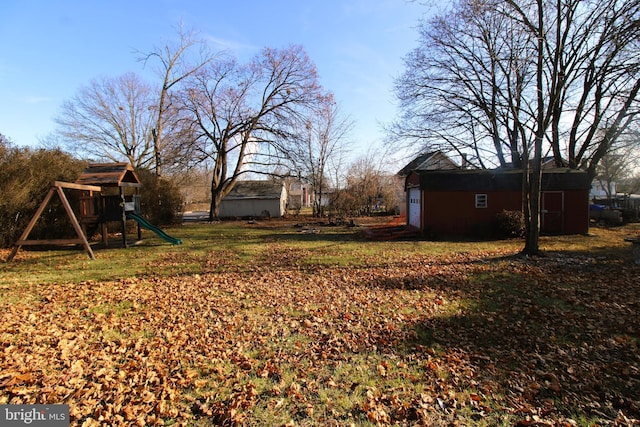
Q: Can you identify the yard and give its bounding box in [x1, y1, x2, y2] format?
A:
[1, 218, 639, 426]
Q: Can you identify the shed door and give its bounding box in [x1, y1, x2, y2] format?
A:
[541, 191, 564, 234]
[408, 188, 421, 229]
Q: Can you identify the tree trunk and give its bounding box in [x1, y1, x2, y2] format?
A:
[522, 165, 542, 256]
[316, 190, 324, 217]
[209, 186, 224, 222]
[153, 81, 167, 179]
[521, 0, 545, 257]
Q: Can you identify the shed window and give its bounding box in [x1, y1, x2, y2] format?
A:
[475, 194, 487, 208]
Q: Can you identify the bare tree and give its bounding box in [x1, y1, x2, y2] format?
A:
[594, 134, 640, 201]
[55, 72, 155, 167]
[503, 0, 640, 254]
[595, 152, 625, 202]
[178, 45, 324, 220]
[331, 152, 401, 217]
[620, 175, 640, 195]
[288, 97, 353, 217]
[500, 0, 546, 255]
[617, 127, 640, 194]
[141, 26, 218, 177]
[391, 0, 537, 169]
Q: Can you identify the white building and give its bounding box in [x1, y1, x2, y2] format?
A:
[219, 181, 288, 218]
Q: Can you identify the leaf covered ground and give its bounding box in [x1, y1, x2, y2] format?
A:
[1, 220, 639, 426]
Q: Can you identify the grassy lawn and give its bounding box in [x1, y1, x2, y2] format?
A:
[1, 218, 639, 426]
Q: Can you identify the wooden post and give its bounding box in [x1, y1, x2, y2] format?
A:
[135, 191, 142, 242]
[120, 187, 127, 247]
[6, 187, 56, 262]
[101, 222, 109, 246]
[6, 182, 100, 262]
[55, 185, 95, 260]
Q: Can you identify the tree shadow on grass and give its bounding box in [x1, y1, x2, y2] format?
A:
[364, 250, 640, 423]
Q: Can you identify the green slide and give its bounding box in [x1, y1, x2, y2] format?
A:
[126, 212, 182, 245]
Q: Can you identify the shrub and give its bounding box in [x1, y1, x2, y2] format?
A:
[494, 209, 525, 238]
[0, 143, 85, 248]
[136, 168, 184, 225]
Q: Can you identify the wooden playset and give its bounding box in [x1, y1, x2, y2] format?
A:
[6, 163, 179, 262]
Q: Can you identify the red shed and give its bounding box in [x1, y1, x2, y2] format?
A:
[405, 168, 590, 236]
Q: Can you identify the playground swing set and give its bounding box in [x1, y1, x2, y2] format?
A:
[6, 163, 181, 262]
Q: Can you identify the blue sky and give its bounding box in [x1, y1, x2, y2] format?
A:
[0, 0, 432, 159]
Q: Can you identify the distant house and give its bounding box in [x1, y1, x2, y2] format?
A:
[287, 180, 312, 209]
[404, 168, 590, 236]
[219, 181, 288, 218]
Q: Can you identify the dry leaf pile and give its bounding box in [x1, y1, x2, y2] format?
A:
[1, 246, 639, 426]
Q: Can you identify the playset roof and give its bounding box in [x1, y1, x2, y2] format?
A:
[75, 162, 141, 188]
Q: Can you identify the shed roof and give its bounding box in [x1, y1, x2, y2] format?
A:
[75, 163, 141, 188]
[410, 168, 589, 192]
[223, 181, 285, 200]
[397, 151, 459, 176]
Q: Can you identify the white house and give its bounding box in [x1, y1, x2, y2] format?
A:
[590, 179, 616, 200]
[219, 181, 288, 218]
[288, 180, 312, 208]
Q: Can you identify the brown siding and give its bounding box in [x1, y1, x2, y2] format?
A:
[562, 190, 589, 234]
[422, 189, 589, 236]
[409, 169, 590, 237]
[423, 190, 521, 235]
